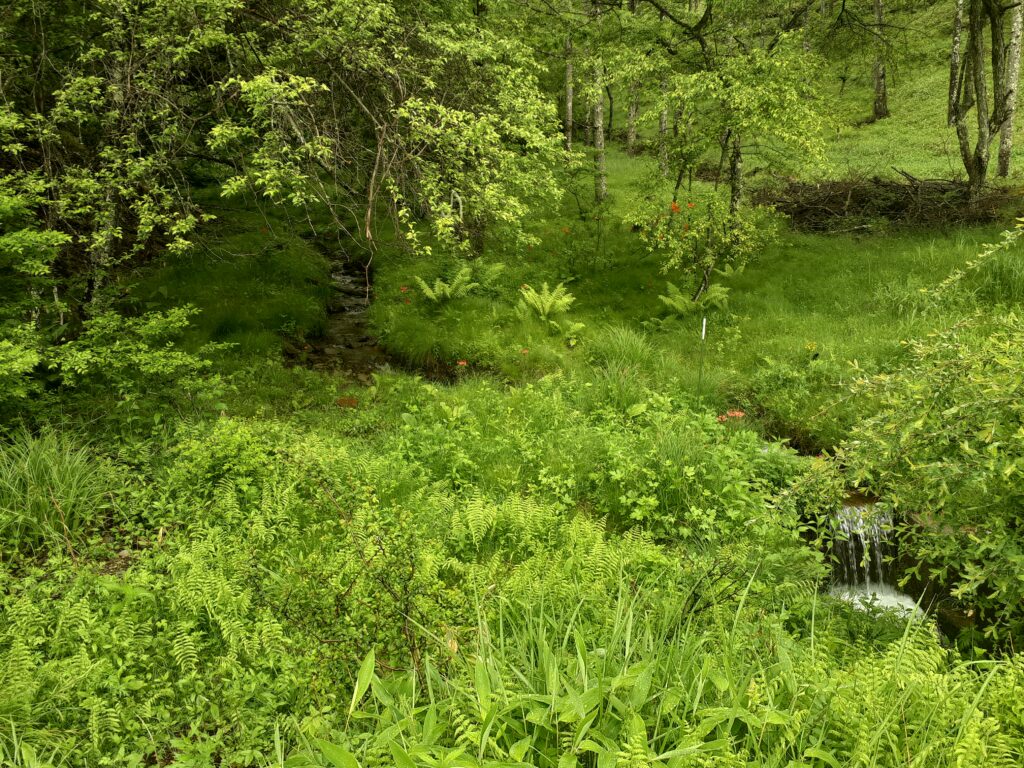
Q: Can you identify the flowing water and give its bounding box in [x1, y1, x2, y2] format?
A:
[286, 241, 394, 380]
[830, 499, 922, 616]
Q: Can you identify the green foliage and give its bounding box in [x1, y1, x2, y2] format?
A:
[842, 312, 1024, 637]
[48, 307, 228, 431]
[666, 40, 827, 172]
[631, 193, 775, 299]
[7, 2, 1024, 766]
[415, 266, 480, 304]
[659, 281, 731, 317]
[0, 430, 114, 555]
[518, 282, 576, 323]
[289, 587, 1021, 768]
[0, 354, 1018, 766]
[0, 332, 41, 408]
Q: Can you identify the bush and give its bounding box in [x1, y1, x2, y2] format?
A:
[842, 312, 1024, 639]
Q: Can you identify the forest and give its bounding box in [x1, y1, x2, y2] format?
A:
[2, 0, 1024, 765]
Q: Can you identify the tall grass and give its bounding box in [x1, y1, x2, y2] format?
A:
[289, 583, 1022, 768]
[0, 430, 112, 554]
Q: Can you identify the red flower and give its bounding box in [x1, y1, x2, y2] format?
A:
[400, 286, 409, 293]
[727, 409, 746, 419]
[403, 298, 411, 304]
[683, 223, 690, 232]
[457, 360, 468, 367]
[687, 202, 696, 209]
[520, 348, 529, 355]
[561, 226, 571, 235]
[670, 201, 681, 214]
[717, 414, 728, 423]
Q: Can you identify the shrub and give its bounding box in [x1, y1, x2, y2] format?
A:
[842, 312, 1024, 640]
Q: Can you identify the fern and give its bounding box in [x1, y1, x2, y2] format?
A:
[658, 281, 730, 317]
[518, 282, 576, 322]
[171, 622, 200, 674]
[414, 266, 479, 303]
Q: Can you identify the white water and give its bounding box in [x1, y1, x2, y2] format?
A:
[831, 502, 923, 617]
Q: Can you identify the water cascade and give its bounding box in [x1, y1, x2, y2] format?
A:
[830, 500, 922, 615]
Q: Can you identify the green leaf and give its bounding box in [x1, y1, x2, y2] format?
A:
[626, 402, 648, 418]
[509, 737, 532, 762]
[708, 669, 730, 692]
[349, 649, 375, 715]
[316, 740, 360, 768]
[803, 747, 841, 767]
[389, 742, 417, 768]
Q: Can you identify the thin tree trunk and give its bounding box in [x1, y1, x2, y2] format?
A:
[605, 84, 614, 140]
[998, 4, 1023, 176]
[565, 36, 574, 151]
[949, 0, 993, 194]
[872, 0, 890, 120]
[968, 0, 991, 194]
[949, 0, 964, 127]
[594, 66, 607, 203]
[659, 77, 669, 176]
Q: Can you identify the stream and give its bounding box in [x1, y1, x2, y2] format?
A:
[829, 495, 922, 616]
[288, 245, 394, 381]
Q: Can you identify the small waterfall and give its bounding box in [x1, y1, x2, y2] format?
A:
[830, 500, 921, 615]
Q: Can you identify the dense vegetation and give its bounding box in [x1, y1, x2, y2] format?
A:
[2, 0, 1024, 766]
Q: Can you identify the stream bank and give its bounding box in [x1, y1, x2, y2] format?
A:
[284, 240, 393, 381]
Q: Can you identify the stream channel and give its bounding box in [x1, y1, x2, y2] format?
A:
[828, 493, 921, 615]
[288, 245, 394, 380]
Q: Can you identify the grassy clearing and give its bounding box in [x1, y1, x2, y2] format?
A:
[371, 145, 1013, 447]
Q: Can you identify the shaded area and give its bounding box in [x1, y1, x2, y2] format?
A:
[284, 239, 393, 382]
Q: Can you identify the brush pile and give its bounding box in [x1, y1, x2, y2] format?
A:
[755, 171, 1016, 231]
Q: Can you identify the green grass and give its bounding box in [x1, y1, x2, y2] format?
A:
[371, 143, 1015, 447]
[134, 195, 332, 361]
[0, 430, 114, 554]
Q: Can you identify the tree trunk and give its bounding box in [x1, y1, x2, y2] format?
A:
[967, 0, 992, 194]
[626, 86, 639, 155]
[872, 0, 890, 120]
[565, 37, 574, 151]
[605, 84, 614, 140]
[659, 77, 669, 176]
[998, 4, 1023, 176]
[949, 0, 995, 195]
[949, 0, 964, 127]
[594, 66, 607, 203]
